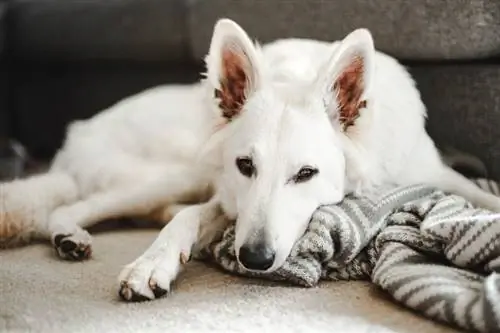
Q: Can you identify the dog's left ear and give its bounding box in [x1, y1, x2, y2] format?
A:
[316, 29, 375, 131]
[205, 19, 262, 122]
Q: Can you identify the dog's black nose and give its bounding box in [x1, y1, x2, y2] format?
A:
[238, 242, 275, 271]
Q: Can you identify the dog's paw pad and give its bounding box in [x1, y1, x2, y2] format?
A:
[53, 233, 92, 261]
[118, 281, 152, 302]
[149, 279, 169, 298]
[118, 279, 169, 302]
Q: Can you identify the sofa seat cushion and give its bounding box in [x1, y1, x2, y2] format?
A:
[0, 1, 6, 57]
[187, 0, 500, 61]
[0, 2, 8, 137]
[8, 0, 190, 62]
[10, 62, 202, 158]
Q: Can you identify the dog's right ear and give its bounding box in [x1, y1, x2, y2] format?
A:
[205, 19, 262, 121]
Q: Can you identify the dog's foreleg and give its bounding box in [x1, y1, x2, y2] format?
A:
[118, 196, 229, 302]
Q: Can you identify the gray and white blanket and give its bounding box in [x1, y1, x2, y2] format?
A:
[202, 179, 500, 333]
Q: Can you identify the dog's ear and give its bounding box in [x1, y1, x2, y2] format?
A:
[316, 29, 375, 131]
[205, 19, 262, 121]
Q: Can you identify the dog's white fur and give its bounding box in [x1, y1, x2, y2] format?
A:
[1, 19, 500, 301]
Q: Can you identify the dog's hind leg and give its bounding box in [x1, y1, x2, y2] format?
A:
[48, 188, 192, 261]
[0, 172, 79, 248]
[49, 164, 208, 261]
[118, 197, 230, 301]
[47, 186, 157, 261]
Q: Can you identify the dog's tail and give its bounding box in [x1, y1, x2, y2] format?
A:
[0, 172, 78, 247]
[440, 146, 488, 178]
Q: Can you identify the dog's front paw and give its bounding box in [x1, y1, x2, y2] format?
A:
[52, 229, 92, 261]
[118, 248, 189, 302]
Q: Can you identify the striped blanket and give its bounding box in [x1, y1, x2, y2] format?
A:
[203, 179, 500, 333]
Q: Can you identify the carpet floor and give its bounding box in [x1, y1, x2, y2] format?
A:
[0, 229, 460, 333]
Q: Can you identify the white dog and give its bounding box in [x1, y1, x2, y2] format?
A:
[1, 19, 499, 301]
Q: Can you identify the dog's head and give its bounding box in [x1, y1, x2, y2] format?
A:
[204, 19, 375, 272]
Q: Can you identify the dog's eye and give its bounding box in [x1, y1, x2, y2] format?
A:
[292, 166, 319, 183]
[236, 157, 255, 177]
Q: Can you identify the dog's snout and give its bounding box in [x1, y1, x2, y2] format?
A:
[238, 241, 275, 271]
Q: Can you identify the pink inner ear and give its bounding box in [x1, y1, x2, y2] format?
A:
[333, 56, 367, 130]
[215, 48, 248, 120]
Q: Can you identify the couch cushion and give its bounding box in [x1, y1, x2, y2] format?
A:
[8, 0, 190, 62]
[188, 0, 500, 61]
[0, 1, 5, 57]
[0, 64, 7, 138]
[10, 62, 202, 158]
[410, 64, 500, 181]
[0, 1, 8, 138]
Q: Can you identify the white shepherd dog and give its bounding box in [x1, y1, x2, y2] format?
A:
[1, 19, 499, 301]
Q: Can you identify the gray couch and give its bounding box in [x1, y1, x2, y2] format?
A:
[0, 0, 499, 178]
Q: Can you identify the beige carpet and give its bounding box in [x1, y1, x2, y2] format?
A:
[0, 229, 460, 333]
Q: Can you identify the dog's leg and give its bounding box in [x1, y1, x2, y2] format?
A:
[158, 203, 192, 223]
[48, 169, 206, 261]
[0, 172, 78, 247]
[118, 197, 229, 302]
